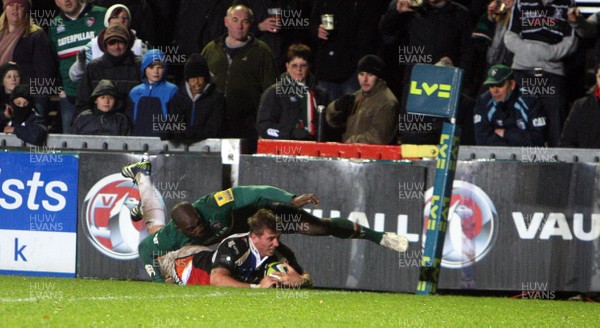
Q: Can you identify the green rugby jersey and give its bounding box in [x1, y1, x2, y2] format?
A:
[139, 186, 296, 282]
[48, 4, 106, 97]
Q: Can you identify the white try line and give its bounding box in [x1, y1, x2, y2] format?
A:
[0, 291, 255, 303]
[0, 289, 351, 303]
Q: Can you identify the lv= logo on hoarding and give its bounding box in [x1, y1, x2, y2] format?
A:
[406, 64, 463, 119]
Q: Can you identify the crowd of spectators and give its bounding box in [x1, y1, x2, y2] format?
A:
[2, 0, 600, 150]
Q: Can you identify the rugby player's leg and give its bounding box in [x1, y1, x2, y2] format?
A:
[122, 161, 165, 234]
[138, 232, 165, 282]
[271, 204, 408, 252]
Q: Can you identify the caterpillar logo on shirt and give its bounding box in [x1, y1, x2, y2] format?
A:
[58, 31, 95, 46]
[214, 188, 234, 206]
[409, 81, 452, 99]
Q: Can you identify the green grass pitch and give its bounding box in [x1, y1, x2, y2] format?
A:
[0, 276, 597, 327]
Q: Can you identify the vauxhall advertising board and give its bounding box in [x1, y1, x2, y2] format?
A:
[5, 148, 598, 292]
[239, 155, 426, 292]
[239, 156, 600, 293]
[0, 151, 79, 278]
[438, 161, 600, 292]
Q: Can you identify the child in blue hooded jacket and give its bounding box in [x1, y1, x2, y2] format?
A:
[127, 49, 178, 137]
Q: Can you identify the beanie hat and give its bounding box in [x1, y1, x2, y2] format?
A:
[3, 0, 30, 11]
[10, 84, 33, 104]
[357, 55, 385, 78]
[184, 53, 210, 82]
[483, 64, 514, 86]
[103, 24, 130, 47]
[104, 4, 132, 27]
[0, 61, 21, 80]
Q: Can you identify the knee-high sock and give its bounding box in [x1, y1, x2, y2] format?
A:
[137, 173, 165, 231]
[301, 216, 384, 244]
[271, 205, 384, 244]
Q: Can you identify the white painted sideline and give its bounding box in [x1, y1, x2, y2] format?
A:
[0, 290, 351, 303]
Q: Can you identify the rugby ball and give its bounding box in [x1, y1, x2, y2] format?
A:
[265, 262, 289, 280]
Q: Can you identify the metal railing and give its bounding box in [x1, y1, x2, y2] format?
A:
[1, 133, 599, 163]
[0, 133, 238, 154]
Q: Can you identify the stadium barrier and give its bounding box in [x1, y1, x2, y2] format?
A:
[257, 139, 439, 160]
[0, 133, 243, 154]
[1, 133, 599, 293]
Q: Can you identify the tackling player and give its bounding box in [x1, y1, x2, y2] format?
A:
[158, 209, 310, 288]
[122, 160, 408, 282]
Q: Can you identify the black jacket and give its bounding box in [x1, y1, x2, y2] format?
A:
[256, 74, 329, 140]
[76, 51, 141, 116]
[174, 0, 231, 55]
[166, 83, 225, 143]
[379, 1, 472, 71]
[310, 0, 381, 82]
[0, 92, 10, 108]
[234, 0, 308, 69]
[559, 90, 600, 148]
[13, 28, 58, 116]
[95, 0, 161, 46]
[0, 111, 47, 146]
[72, 107, 130, 136]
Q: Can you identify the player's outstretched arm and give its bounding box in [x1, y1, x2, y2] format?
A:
[291, 194, 320, 207]
[210, 267, 278, 288]
[210, 267, 247, 287]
